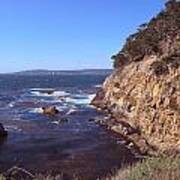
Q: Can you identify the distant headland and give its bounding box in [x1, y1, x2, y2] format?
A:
[2, 69, 112, 76]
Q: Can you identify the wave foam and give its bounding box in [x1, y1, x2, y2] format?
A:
[94, 84, 102, 88]
[5, 125, 22, 132]
[66, 108, 78, 115]
[30, 89, 70, 97]
[8, 102, 15, 108]
[65, 94, 96, 105]
[29, 108, 44, 114]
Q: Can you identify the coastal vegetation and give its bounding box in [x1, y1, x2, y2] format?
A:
[108, 156, 180, 180]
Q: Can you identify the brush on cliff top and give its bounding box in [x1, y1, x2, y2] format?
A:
[112, 0, 180, 69]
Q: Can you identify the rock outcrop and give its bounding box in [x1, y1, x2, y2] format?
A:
[42, 106, 59, 116]
[0, 123, 8, 138]
[92, 0, 180, 155]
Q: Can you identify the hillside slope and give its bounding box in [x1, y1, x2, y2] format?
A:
[92, 0, 180, 155]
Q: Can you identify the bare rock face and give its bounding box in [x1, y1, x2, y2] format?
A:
[92, 0, 180, 154]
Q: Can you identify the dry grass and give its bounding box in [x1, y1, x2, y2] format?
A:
[107, 156, 180, 180]
[34, 174, 64, 180]
[104, 168, 130, 180]
[0, 175, 6, 180]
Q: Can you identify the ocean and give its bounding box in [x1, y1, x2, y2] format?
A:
[0, 74, 137, 179]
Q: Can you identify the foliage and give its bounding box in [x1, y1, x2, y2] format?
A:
[113, 0, 180, 68]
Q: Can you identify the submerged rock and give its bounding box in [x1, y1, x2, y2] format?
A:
[39, 89, 55, 95]
[0, 123, 8, 137]
[92, 0, 180, 155]
[51, 118, 69, 125]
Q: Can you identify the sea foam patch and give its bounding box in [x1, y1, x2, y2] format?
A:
[66, 107, 79, 115]
[94, 84, 102, 88]
[29, 107, 44, 114]
[5, 125, 22, 132]
[8, 102, 15, 108]
[30, 89, 70, 97]
[65, 94, 96, 105]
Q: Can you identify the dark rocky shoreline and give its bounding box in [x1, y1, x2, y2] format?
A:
[0, 123, 8, 138]
[90, 113, 156, 157]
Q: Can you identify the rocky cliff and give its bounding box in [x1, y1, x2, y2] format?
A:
[92, 0, 180, 155]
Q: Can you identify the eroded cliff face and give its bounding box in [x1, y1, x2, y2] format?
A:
[92, 0, 180, 154]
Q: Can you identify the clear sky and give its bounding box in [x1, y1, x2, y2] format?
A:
[0, 0, 166, 73]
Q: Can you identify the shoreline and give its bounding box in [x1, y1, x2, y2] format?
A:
[91, 103, 180, 157]
[91, 111, 156, 157]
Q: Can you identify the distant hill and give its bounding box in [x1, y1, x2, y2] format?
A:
[11, 69, 112, 76]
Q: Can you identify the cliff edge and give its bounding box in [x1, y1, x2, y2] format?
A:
[92, 0, 180, 155]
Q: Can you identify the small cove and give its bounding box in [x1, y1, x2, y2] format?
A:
[0, 74, 139, 179]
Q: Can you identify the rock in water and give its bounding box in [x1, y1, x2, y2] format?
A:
[92, 0, 180, 155]
[39, 89, 54, 95]
[42, 106, 59, 116]
[0, 123, 8, 137]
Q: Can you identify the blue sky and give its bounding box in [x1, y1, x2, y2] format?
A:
[0, 0, 165, 73]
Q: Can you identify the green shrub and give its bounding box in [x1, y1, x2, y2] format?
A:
[112, 0, 180, 68]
